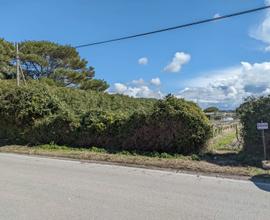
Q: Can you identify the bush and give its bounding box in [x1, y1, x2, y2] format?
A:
[0, 81, 62, 142]
[237, 96, 270, 155]
[0, 81, 212, 154]
[118, 96, 212, 154]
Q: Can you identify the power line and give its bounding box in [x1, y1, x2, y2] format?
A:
[75, 5, 270, 48]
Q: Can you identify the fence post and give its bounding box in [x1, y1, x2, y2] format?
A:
[235, 123, 239, 142]
[262, 129, 267, 160]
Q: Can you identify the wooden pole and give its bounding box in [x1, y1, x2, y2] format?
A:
[16, 43, 20, 86]
[19, 65, 27, 85]
[262, 129, 267, 160]
[235, 123, 239, 142]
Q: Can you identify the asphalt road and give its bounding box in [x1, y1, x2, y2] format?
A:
[0, 153, 269, 220]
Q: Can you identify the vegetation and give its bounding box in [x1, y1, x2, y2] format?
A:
[208, 129, 239, 152]
[0, 80, 212, 154]
[204, 106, 219, 113]
[0, 39, 108, 92]
[237, 96, 270, 155]
[0, 39, 15, 79]
[0, 38, 227, 156]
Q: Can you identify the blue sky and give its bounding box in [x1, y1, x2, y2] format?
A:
[1, 0, 270, 109]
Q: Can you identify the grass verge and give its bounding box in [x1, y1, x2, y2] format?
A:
[208, 128, 240, 152]
[0, 144, 269, 178]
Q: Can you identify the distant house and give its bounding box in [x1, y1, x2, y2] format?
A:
[205, 112, 236, 122]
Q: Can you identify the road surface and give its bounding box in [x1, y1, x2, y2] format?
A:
[0, 153, 269, 220]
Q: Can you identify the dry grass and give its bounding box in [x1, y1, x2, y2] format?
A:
[0, 144, 269, 178]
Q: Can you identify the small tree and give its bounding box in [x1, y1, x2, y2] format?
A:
[204, 106, 219, 113]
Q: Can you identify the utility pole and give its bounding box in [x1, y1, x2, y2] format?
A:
[16, 42, 20, 86]
[15, 43, 27, 86]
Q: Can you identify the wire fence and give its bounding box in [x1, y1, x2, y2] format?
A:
[211, 120, 241, 140]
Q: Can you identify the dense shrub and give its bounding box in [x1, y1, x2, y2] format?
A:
[0, 81, 212, 154]
[237, 96, 270, 155]
[117, 96, 212, 154]
[0, 81, 62, 142]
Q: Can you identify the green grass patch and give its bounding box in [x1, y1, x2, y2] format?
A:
[209, 130, 239, 152]
[36, 144, 191, 160]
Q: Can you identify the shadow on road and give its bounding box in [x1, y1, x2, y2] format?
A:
[201, 151, 261, 168]
[0, 139, 10, 147]
[250, 174, 270, 192]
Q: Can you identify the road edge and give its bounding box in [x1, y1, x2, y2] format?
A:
[0, 150, 259, 182]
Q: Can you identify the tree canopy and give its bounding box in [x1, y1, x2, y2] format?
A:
[204, 106, 219, 113]
[0, 39, 15, 79]
[0, 39, 108, 92]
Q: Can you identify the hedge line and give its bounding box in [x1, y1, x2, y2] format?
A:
[0, 80, 212, 154]
[237, 96, 270, 155]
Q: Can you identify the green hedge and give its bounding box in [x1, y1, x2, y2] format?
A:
[0, 80, 212, 154]
[237, 96, 270, 154]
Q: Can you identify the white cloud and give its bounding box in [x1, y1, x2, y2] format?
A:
[164, 52, 191, 73]
[111, 80, 163, 99]
[150, 77, 161, 86]
[265, 45, 270, 52]
[213, 13, 221, 19]
[114, 83, 127, 93]
[131, 78, 145, 85]
[249, 0, 270, 51]
[112, 59, 270, 110]
[138, 57, 148, 65]
[177, 61, 270, 109]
